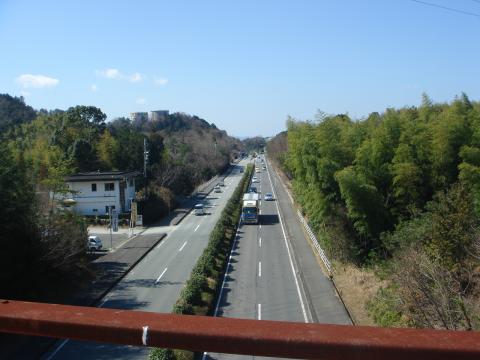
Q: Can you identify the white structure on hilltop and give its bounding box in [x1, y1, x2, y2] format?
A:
[148, 110, 169, 122]
[59, 171, 140, 215]
[130, 112, 148, 126]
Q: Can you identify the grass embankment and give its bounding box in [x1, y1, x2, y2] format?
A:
[150, 164, 253, 360]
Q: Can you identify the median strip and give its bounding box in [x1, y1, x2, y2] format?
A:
[150, 163, 253, 360]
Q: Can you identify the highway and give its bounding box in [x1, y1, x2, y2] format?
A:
[206, 156, 351, 360]
[43, 161, 248, 360]
[44, 155, 350, 360]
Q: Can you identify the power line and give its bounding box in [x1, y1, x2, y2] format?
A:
[408, 0, 480, 18]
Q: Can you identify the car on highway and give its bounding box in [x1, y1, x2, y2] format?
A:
[87, 235, 102, 251]
[249, 186, 257, 193]
[264, 192, 274, 201]
[194, 203, 205, 215]
[252, 176, 259, 183]
[214, 185, 222, 193]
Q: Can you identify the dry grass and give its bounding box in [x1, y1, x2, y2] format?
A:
[332, 262, 387, 326]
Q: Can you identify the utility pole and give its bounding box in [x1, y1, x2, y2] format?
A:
[143, 138, 149, 194]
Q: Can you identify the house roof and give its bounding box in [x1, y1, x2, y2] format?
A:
[66, 171, 141, 182]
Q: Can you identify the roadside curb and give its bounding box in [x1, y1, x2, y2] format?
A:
[91, 233, 167, 307]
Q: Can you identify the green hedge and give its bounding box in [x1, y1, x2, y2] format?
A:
[150, 163, 253, 360]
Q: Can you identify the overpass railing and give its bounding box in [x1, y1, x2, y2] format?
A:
[1, 299, 479, 360]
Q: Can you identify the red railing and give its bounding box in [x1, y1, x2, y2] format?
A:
[1, 299, 479, 359]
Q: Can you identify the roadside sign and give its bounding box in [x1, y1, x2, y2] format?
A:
[131, 201, 137, 225]
[112, 209, 119, 232]
[112, 217, 119, 232]
[136, 215, 143, 226]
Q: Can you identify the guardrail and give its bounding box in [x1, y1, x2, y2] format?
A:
[1, 299, 479, 360]
[297, 210, 332, 275]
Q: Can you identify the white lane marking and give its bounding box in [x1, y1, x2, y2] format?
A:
[259, 201, 262, 207]
[259, 224, 262, 230]
[259, 209, 262, 215]
[266, 160, 310, 323]
[45, 339, 69, 360]
[259, 237, 262, 247]
[179, 241, 188, 252]
[258, 261, 262, 277]
[99, 295, 111, 308]
[155, 268, 168, 284]
[142, 326, 149, 346]
[258, 303, 262, 320]
[194, 224, 200, 232]
[156, 241, 165, 249]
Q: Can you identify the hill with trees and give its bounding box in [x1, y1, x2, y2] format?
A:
[0, 96, 242, 299]
[0, 94, 36, 134]
[268, 94, 480, 330]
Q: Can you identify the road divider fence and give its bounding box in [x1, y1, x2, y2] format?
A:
[297, 210, 332, 275]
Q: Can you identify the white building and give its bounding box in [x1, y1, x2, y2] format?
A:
[148, 110, 169, 122]
[62, 171, 140, 216]
[130, 112, 148, 127]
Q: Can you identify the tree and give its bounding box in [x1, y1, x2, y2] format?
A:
[97, 130, 119, 170]
[0, 94, 37, 135]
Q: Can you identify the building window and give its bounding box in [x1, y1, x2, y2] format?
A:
[105, 205, 115, 213]
[105, 183, 115, 191]
[91, 183, 97, 192]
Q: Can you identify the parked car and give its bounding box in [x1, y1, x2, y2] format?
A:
[264, 192, 274, 201]
[214, 185, 222, 193]
[87, 235, 102, 251]
[194, 203, 205, 215]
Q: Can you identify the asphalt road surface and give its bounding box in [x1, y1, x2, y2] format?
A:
[42, 161, 248, 360]
[206, 156, 351, 360]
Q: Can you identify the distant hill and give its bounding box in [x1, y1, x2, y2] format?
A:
[0, 94, 37, 135]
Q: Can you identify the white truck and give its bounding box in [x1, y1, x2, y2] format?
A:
[241, 193, 260, 224]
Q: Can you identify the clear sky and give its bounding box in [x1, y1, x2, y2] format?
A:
[1, 0, 479, 137]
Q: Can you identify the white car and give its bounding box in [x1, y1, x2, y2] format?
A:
[214, 185, 222, 193]
[88, 235, 102, 251]
[252, 176, 260, 183]
[194, 203, 205, 215]
[264, 192, 274, 201]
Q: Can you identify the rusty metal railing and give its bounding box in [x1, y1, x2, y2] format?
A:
[1, 299, 480, 359]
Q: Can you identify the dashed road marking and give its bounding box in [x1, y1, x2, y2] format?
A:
[179, 241, 188, 252]
[155, 268, 168, 284]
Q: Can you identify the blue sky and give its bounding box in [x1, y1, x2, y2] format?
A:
[1, 0, 479, 137]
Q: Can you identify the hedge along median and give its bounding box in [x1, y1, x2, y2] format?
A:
[150, 163, 254, 360]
